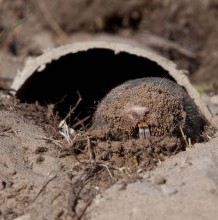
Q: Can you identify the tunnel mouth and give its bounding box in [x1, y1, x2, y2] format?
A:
[16, 48, 175, 129]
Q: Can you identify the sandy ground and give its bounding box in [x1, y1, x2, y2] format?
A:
[0, 95, 217, 220]
[1, 0, 218, 220]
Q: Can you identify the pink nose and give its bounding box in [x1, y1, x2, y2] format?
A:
[125, 106, 148, 121]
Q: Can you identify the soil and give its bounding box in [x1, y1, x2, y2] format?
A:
[0, 0, 218, 219]
[0, 95, 162, 219]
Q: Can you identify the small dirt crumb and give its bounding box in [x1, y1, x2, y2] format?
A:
[185, 156, 193, 166]
[35, 146, 48, 154]
[161, 185, 178, 196]
[118, 182, 127, 191]
[0, 181, 7, 191]
[36, 155, 45, 164]
[152, 174, 167, 185]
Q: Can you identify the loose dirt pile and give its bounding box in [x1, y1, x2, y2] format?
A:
[0, 95, 170, 219]
[0, 84, 215, 219]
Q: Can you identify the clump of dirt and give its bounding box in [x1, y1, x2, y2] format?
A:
[0, 95, 61, 138]
[93, 77, 208, 144]
[0, 90, 194, 180]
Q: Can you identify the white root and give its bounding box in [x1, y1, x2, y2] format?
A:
[58, 120, 75, 144]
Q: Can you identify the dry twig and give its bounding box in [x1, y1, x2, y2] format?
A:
[72, 115, 91, 129]
[69, 135, 115, 180]
[138, 32, 199, 59]
[36, 135, 64, 148]
[64, 91, 82, 122]
[87, 136, 95, 162]
[33, 173, 57, 202]
[58, 91, 83, 143]
[98, 163, 114, 179]
[0, 17, 26, 44]
[179, 125, 189, 147]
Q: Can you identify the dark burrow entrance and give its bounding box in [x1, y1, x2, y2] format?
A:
[16, 48, 175, 129]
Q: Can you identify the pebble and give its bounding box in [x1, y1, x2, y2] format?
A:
[161, 185, 178, 196]
[152, 174, 167, 185]
[0, 180, 6, 191]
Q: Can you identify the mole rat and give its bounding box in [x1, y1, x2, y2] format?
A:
[92, 77, 207, 143]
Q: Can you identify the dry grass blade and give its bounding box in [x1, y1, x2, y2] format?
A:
[33, 173, 57, 202]
[64, 91, 82, 122]
[138, 32, 199, 59]
[179, 125, 189, 147]
[87, 136, 95, 162]
[36, 135, 64, 148]
[98, 163, 114, 179]
[58, 91, 83, 142]
[72, 115, 91, 129]
[0, 17, 26, 43]
[36, 0, 69, 44]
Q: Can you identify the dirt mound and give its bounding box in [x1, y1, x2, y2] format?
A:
[0, 96, 162, 219]
[1, 90, 211, 219]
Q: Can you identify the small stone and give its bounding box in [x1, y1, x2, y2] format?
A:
[161, 185, 178, 196]
[0, 181, 6, 191]
[152, 174, 166, 185]
[185, 156, 193, 165]
[118, 182, 127, 191]
[208, 188, 217, 194]
[27, 184, 34, 190]
[35, 146, 48, 154]
[100, 151, 110, 161]
[36, 155, 45, 163]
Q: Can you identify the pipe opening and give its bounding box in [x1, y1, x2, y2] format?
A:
[16, 48, 175, 129]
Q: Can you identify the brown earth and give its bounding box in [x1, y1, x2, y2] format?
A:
[0, 95, 171, 219]
[0, 94, 217, 220]
[0, 0, 218, 219]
